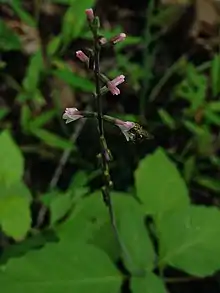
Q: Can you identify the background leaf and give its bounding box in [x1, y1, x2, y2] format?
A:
[0, 20, 21, 51]
[211, 54, 220, 97]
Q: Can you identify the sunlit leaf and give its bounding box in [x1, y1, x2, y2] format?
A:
[0, 242, 122, 293]
[158, 206, 220, 276]
[0, 130, 24, 186]
[135, 148, 189, 216]
[131, 273, 167, 293]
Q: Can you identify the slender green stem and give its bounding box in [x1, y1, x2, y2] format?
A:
[92, 22, 142, 276]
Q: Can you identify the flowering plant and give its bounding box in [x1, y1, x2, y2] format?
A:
[62, 8, 153, 269]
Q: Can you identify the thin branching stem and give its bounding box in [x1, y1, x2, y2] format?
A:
[92, 25, 142, 276]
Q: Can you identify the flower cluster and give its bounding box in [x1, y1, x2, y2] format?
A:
[63, 8, 153, 143]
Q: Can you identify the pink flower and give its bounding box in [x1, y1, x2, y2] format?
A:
[111, 33, 126, 44]
[115, 120, 135, 141]
[62, 108, 83, 124]
[85, 8, 94, 22]
[76, 50, 89, 63]
[107, 75, 125, 95]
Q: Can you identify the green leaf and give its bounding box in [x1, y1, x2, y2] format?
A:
[207, 101, 220, 112]
[61, 0, 96, 43]
[0, 107, 9, 120]
[0, 182, 32, 240]
[10, 0, 36, 27]
[131, 273, 167, 293]
[158, 206, 220, 277]
[183, 156, 195, 183]
[89, 221, 120, 262]
[20, 105, 32, 132]
[195, 130, 213, 156]
[158, 109, 176, 130]
[29, 110, 56, 130]
[0, 20, 21, 51]
[135, 148, 189, 215]
[33, 129, 73, 150]
[53, 69, 94, 92]
[211, 54, 220, 97]
[204, 109, 220, 126]
[0, 130, 24, 186]
[183, 120, 205, 135]
[47, 36, 61, 56]
[57, 192, 140, 253]
[0, 242, 122, 293]
[118, 203, 156, 273]
[49, 192, 73, 225]
[23, 52, 43, 93]
[195, 176, 220, 192]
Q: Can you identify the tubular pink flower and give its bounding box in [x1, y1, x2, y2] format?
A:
[111, 33, 126, 44]
[115, 120, 135, 141]
[62, 108, 83, 124]
[85, 8, 94, 22]
[107, 75, 125, 96]
[76, 50, 89, 63]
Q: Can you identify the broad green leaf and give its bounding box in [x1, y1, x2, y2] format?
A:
[69, 171, 89, 201]
[131, 273, 167, 293]
[135, 148, 189, 215]
[0, 182, 32, 240]
[0, 242, 122, 293]
[89, 220, 120, 262]
[118, 203, 156, 273]
[71, 171, 88, 187]
[57, 192, 108, 243]
[0, 20, 21, 51]
[53, 69, 94, 92]
[211, 54, 220, 97]
[57, 191, 141, 259]
[49, 192, 73, 225]
[195, 176, 220, 192]
[33, 129, 73, 150]
[158, 206, 220, 277]
[10, 0, 36, 27]
[0, 130, 24, 185]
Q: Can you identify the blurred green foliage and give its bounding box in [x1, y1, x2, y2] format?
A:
[0, 0, 220, 292]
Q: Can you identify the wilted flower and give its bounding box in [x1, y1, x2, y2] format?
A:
[115, 120, 136, 141]
[85, 8, 94, 22]
[76, 50, 89, 63]
[111, 33, 126, 44]
[107, 75, 125, 95]
[62, 108, 83, 124]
